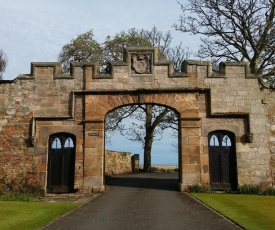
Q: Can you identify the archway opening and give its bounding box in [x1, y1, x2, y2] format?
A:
[104, 103, 180, 190]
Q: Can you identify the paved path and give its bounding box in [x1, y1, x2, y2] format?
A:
[42, 173, 242, 230]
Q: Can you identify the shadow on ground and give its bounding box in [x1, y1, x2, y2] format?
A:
[105, 172, 179, 191]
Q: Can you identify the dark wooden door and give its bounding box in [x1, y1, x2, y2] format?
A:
[208, 131, 237, 191]
[47, 133, 76, 193]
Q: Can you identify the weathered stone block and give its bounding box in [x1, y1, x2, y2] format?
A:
[200, 154, 209, 165]
[236, 143, 250, 152]
[182, 145, 200, 155]
[182, 164, 201, 173]
[188, 136, 200, 145]
[105, 150, 131, 175]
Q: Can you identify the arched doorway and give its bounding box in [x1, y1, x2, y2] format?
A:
[47, 133, 76, 193]
[83, 91, 203, 192]
[208, 131, 237, 190]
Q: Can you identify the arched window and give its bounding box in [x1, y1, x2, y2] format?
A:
[51, 137, 61, 149]
[210, 135, 219, 146]
[222, 135, 231, 147]
[64, 137, 74, 148]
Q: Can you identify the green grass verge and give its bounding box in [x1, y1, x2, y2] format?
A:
[0, 201, 79, 230]
[191, 193, 275, 230]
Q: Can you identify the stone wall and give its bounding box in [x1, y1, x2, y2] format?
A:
[0, 47, 274, 193]
[200, 63, 271, 187]
[263, 87, 275, 186]
[105, 150, 132, 175]
[0, 63, 84, 189]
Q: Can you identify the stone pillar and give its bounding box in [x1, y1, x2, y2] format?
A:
[179, 119, 201, 191]
[83, 121, 105, 193]
[131, 154, 140, 173]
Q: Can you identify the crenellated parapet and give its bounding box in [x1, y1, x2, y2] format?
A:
[0, 47, 274, 193]
[3, 47, 265, 94]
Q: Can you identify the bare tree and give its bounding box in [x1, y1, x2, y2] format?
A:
[140, 26, 173, 61]
[0, 49, 8, 79]
[174, 0, 275, 84]
[106, 105, 178, 171]
[167, 43, 192, 72]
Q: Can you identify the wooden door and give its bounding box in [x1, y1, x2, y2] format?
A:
[208, 131, 237, 190]
[47, 133, 76, 193]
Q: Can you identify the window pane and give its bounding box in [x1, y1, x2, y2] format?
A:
[52, 138, 61, 149]
[222, 135, 232, 146]
[210, 135, 219, 146]
[64, 137, 74, 148]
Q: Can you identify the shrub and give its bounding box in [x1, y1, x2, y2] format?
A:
[186, 184, 212, 193]
[238, 185, 262, 195]
[0, 170, 42, 201]
[187, 183, 275, 196]
[262, 187, 275, 196]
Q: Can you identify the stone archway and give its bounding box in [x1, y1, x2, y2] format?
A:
[11, 47, 258, 194]
[0, 47, 271, 195]
[82, 91, 204, 192]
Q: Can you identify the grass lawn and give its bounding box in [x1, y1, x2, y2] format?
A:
[191, 193, 275, 230]
[0, 201, 79, 230]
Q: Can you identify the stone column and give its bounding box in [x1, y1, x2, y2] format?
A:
[179, 118, 201, 191]
[131, 154, 140, 173]
[83, 121, 105, 193]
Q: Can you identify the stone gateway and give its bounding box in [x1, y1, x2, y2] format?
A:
[0, 47, 274, 194]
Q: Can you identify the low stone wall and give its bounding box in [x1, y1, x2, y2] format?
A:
[105, 150, 132, 175]
[140, 165, 179, 172]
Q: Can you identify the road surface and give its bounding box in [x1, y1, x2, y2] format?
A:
[42, 173, 242, 230]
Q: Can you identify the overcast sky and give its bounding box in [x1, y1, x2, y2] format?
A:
[0, 0, 200, 165]
[0, 0, 201, 80]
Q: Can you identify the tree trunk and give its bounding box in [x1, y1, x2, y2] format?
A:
[250, 55, 260, 74]
[143, 105, 154, 172]
[143, 132, 154, 172]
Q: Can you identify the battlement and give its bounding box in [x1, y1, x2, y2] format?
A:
[7, 47, 259, 83]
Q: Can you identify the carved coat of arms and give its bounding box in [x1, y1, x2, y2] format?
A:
[131, 54, 151, 74]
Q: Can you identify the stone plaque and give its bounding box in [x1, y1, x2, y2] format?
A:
[131, 54, 151, 74]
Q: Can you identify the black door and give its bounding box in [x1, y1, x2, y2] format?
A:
[47, 133, 76, 193]
[208, 131, 237, 191]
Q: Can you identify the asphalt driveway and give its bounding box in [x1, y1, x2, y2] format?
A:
[41, 173, 242, 230]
